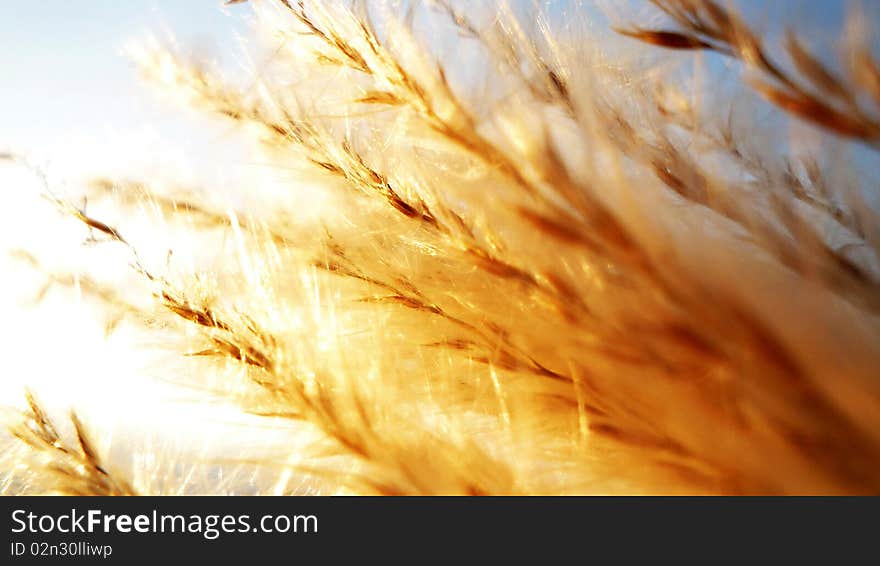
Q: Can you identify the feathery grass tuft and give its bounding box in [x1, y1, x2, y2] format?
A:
[4, 0, 880, 494]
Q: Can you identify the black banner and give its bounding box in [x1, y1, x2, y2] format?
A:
[1, 497, 875, 563]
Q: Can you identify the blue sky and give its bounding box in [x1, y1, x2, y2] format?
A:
[1, 0, 876, 192]
[1, 0, 870, 155]
[1, 1, 248, 153]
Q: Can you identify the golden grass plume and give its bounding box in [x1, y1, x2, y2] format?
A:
[3, 0, 880, 494]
